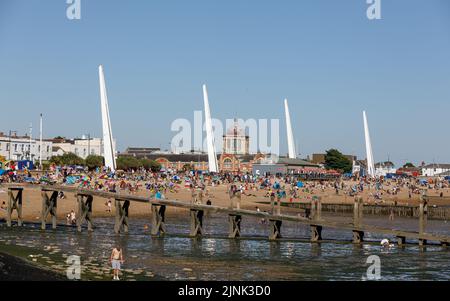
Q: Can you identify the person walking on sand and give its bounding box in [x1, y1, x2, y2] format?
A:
[110, 247, 124, 280]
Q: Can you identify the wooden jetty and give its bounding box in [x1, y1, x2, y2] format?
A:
[2, 184, 450, 248]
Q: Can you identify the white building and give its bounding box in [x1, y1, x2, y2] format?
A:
[52, 135, 117, 159]
[222, 121, 250, 155]
[375, 161, 397, 177]
[0, 132, 52, 161]
[421, 164, 450, 177]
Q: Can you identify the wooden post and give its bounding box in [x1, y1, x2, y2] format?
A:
[310, 225, 322, 242]
[41, 190, 58, 230]
[7, 188, 23, 227]
[76, 194, 93, 232]
[352, 230, 364, 244]
[269, 219, 282, 240]
[397, 236, 406, 247]
[151, 204, 166, 236]
[353, 197, 363, 227]
[114, 199, 129, 234]
[270, 194, 275, 215]
[419, 195, 428, 235]
[311, 197, 322, 221]
[189, 209, 204, 237]
[228, 214, 241, 238]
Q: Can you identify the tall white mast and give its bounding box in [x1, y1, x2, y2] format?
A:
[39, 114, 43, 169]
[363, 111, 375, 177]
[29, 123, 32, 161]
[284, 98, 297, 159]
[98, 65, 116, 172]
[203, 84, 218, 173]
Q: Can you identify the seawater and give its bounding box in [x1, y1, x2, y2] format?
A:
[0, 213, 449, 281]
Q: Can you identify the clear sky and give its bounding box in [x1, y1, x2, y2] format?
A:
[0, 0, 449, 166]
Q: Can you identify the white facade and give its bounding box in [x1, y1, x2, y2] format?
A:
[223, 121, 249, 155]
[375, 162, 397, 177]
[53, 137, 117, 160]
[0, 135, 52, 162]
[421, 164, 450, 177]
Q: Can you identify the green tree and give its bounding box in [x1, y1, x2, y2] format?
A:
[85, 155, 104, 170]
[324, 149, 352, 173]
[403, 162, 415, 168]
[140, 158, 161, 172]
[116, 156, 140, 171]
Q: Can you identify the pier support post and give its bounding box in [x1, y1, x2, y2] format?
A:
[228, 214, 241, 238]
[419, 195, 428, 235]
[7, 188, 23, 227]
[352, 230, 364, 244]
[353, 197, 363, 227]
[311, 197, 322, 221]
[76, 194, 93, 232]
[114, 199, 129, 234]
[151, 204, 166, 236]
[269, 220, 282, 240]
[41, 189, 58, 230]
[396, 236, 406, 247]
[310, 225, 322, 242]
[189, 209, 204, 237]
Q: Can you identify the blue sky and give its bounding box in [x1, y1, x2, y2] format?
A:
[0, 0, 449, 166]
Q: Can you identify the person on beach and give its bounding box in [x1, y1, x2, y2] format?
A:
[70, 210, 76, 225]
[110, 247, 124, 280]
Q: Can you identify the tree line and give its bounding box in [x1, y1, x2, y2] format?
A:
[49, 153, 161, 171]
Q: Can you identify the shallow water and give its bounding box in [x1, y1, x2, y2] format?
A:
[0, 213, 449, 280]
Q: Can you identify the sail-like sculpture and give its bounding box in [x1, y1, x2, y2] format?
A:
[203, 84, 219, 173]
[99, 65, 116, 172]
[284, 99, 297, 159]
[363, 111, 375, 177]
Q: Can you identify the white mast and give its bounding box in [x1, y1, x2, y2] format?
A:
[363, 111, 375, 177]
[284, 98, 297, 159]
[39, 114, 43, 169]
[203, 84, 218, 173]
[29, 123, 32, 161]
[98, 65, 116, 172]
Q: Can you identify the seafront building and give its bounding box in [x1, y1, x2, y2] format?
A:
[0, 131, 52, 162]
[50, 136, 117, 160]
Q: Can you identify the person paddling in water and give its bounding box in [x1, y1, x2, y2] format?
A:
[110, 247, 124, 280]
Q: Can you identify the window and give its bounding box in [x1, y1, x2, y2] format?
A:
[223, 158, 232, 169]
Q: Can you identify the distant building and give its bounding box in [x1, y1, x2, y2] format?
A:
[352, 160, 367, 177]
[0, 131, 52, 162]
[122, 147, 160, 157]
[50, 135, 117, 159]
[222, 120, 249, 155]
[421, 164, 450, 177]
[252, 157, 320, 176]
[375, 161, 396, 177]
[119, 123, 268, 173]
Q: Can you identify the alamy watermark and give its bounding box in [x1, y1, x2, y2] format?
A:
[66, 0, 81, 20]
[170, 112, 280, 156]
[66, 255, 81, 280]
[363, 255, 381, 280]
[366, 0, 381, 20]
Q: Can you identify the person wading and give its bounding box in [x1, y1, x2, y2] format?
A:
[110, 247, 124, 280]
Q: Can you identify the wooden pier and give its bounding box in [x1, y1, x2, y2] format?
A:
[1, 184, 450, 248]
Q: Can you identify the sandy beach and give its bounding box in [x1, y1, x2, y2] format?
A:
[1, 181, 449, 223]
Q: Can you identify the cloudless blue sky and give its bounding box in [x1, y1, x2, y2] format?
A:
[0, 0, 449, 166]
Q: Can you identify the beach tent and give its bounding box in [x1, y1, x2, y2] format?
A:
[419, 179, 428, 185]
[296, 181, 304, 188]
[0, 169, 7, 176]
